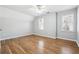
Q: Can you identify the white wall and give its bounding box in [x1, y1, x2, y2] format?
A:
[77, 7, 79, 41]
[0, 7, 34, 40]
[33, 13, 56, 38]
[0, 6, 78, 41]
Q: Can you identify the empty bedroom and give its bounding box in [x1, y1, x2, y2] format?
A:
[0, 5, 79, 54]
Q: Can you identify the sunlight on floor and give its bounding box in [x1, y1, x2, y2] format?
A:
[36, 40, 44, 53]
[61, 47, 73, 54]
[38, 40, 44, 49]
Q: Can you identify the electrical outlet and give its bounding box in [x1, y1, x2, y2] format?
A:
[0, 29, 2, 31]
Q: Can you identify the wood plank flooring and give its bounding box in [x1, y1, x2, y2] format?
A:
[0, 35, 79, 54]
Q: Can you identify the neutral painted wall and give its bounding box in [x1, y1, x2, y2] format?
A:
[77, 7, 79, 41]
[57, 8, 77, 40]
[0, 6, 78, 41]
[33, 13, 56, 38]
[0, 7, 34, 40]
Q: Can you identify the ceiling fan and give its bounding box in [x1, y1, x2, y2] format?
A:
[32, 5, 50, 15]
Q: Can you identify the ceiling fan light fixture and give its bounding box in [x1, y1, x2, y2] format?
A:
[33, 5, 46, 9]
[32, 5, 49, 15]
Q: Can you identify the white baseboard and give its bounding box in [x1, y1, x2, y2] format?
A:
[57, 37, 76, 41]
[76, 41, 79, 47]
[32, 33, 56, 39]
[0, 33, 32, 41]
[57, 37, 79, 47]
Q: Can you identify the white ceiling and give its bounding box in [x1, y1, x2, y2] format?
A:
[1, 5, 77, 16]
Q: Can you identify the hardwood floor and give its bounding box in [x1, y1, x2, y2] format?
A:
[1, 35, 79, 54]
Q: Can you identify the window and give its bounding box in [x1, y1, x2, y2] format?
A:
[39, 17, 44, 30]
[61, 14, 74, 32]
